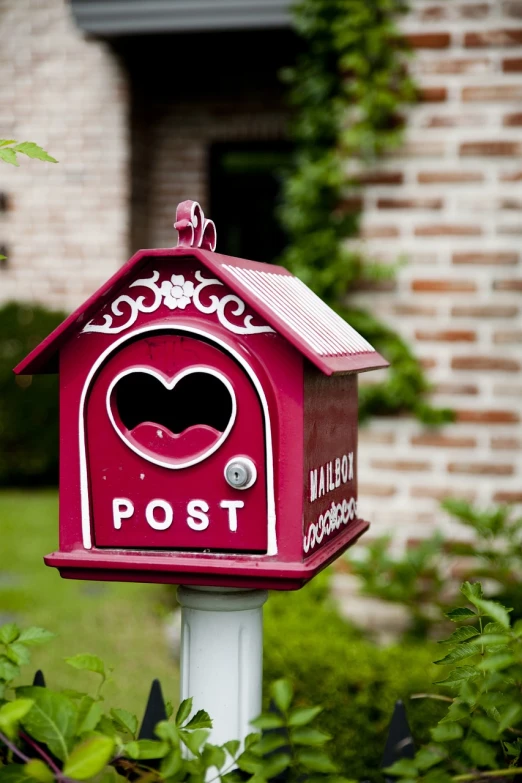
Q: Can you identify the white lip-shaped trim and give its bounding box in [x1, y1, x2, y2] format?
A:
[106, 366, 237, 470]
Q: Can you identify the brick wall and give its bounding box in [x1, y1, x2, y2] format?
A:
[0, 0, 129, 311]
[354, 0, 522, 545]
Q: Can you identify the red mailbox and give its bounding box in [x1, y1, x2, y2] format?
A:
[15, 201, 388, 590]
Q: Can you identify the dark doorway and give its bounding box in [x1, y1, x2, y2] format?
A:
[209, 141, 292, 263]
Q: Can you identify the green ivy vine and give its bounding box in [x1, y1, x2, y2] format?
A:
[279, 0, 453, 425]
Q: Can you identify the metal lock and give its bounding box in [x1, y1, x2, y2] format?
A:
[224, 457, 257, 490]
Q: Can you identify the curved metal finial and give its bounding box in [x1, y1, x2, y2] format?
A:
[174, 200, 217, 252]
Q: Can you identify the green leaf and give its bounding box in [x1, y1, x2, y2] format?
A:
[202, 743, 226, 770]
[271, 679, 293, 713]
[17, 628, 54, 646]
[0, 656, 20, 681]
[431, 722, 463, 741]
[0, 624, 20, 644]
[109, 707, 138, 737]
[0, 140, 17, 148]
[288, 706, 322, 726]
[438, 627, 480, 645]
[65, 653, 106, 678]
[124, 739, 169, 759]
[445, 607, 476, 622]
[474, 634, 512, 646]
[472, 598, 511, 628]
[296, 749, 337, 773]
[259, 752, 291, 778]
[23, 760, 53, 783]
[434, 666, 480, 687]
[63, 735, 115, 780]
[415, 747, 445, 771]
[250, 734, 289, 756]
[291, 727, 330, 746]
[77, 696, 103, 734]
[250, 713, 285, 730]
[154, 720, 179, 743]
[184, 708, 212, 729]
[0, 765, 34, 783]
[460, 581, 483, 603]
[383, 758, 418, 777]
[434, 643, 481, 665]
[439, 701, 470, 723]
[224, 739, 241, 758]
[0, 699, 34, 737]
[237, 750, 264, 774]
[498, 704, 522, 733]
[11, 142, 57, 164]
[6, 643, 31, 666]
[175, 697, 192, 726]
[478, 653, 516, 671]
[0, 148, 19, 166]
[160, 748, 183, 777]
[180, 728, 210, 755]
[484, 622, 507, 635]
[472, 716, 500, 741]
[462, 736, 497, 768]
[18, 686, 77, 761]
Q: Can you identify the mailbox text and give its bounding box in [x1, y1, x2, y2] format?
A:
[112, 498, 245, 533]
[309, 452, 353, 503]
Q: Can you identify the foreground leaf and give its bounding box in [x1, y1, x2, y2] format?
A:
[24, 760, 53, 783]
[0, 699, 34, 737]
[65, 653, 106, 678]
[271, 680, 293, 713]
[63, 736, 115, 780]
[18, 686, 77, 761]
[12, 143, 57, 163]
[17, 628, 54, 646]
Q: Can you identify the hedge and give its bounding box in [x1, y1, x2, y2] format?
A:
[0, 301, 64, 486]
[263, 573, 446, 782]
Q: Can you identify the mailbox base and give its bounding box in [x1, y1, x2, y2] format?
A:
[177, 586, 267, 746]
[44, 518, 369, 590]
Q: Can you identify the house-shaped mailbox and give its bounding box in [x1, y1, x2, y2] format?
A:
[15, 201, 388, 590]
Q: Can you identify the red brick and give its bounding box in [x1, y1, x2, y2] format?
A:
[352, 171, 404, 186]
[415, 224, 481, 236]
[456, 409, 520, 423]
[424, 114, 488, 128]
[493, 330, 522, 343]
[491, 436, 522, 449]
[460, 141, 522, 156]
[415, 329, 476, 342]
[411, 433, 477, 448]
[503, 57, 522, 71]
[503, 112, 522, 126]
[459, 3, 491, 18]
[352, 279, 397, 292]
[448, 462, 514, 475]
[494, 491, 522, 502]
[407, 32, 451, 48]
[420, 5, 448, 21]
[451, 356, 521, 371]
[420, 87, 448, 102]
[358, 430, 396, 445]
[413, 279, 477, 293]
[339, 196, 363, 213]
[418, 171, 484, 184]
[493, 279, 522, 291]
[453, 252, 519, 265]
[419, 57, 491, 74]
[360, 225, 399, 239]
[433, 383, 479, 395]
[359, 483, 397, 497]
[500, 169, 522, 181]
[371, 459, 431, 471]
[452, 304, 518, 317]
[463, 85, 522, 101]
[393, 304, 438, 316]
[465, 29, 522, 46]
[411, 486, 476, 501]
[503, 1, 522, 17]
[377, 197, 443, 210]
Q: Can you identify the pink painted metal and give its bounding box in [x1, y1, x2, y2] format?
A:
[14, 200, 387, 590]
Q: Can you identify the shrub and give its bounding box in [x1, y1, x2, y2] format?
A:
[263, 575, 447, 782]
[0, 302, 64, 486]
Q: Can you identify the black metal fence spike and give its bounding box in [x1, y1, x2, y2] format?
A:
[32, 670, 46, 687]
[139, 679, 168, 740]
[381, 699, 415, 778]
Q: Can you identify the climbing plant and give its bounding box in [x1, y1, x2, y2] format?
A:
[280, 0, 452, 424]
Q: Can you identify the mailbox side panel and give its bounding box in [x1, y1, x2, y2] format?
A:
[302, 370, 361, 559]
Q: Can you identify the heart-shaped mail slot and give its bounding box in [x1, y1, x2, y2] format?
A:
[107, 368, 237, 469]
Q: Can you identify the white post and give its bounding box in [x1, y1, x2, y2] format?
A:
[177, 586, 268, 746]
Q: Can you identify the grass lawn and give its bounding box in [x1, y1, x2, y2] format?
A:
[0, 490, 179, 718]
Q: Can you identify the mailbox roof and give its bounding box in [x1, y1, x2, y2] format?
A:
[15, 247, 388, 376]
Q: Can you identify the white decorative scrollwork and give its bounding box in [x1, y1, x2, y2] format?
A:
[303, 497, 357, 554]
[83, 269, 274, 336]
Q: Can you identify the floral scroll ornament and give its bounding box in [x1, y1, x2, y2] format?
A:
[161, 275, 194, 310]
